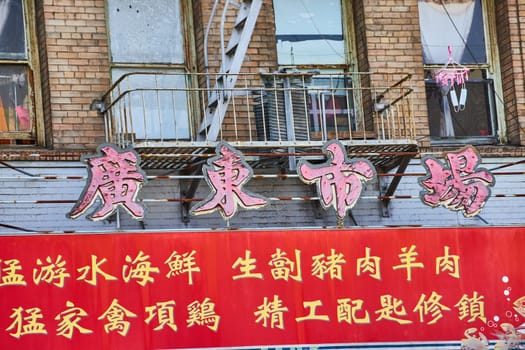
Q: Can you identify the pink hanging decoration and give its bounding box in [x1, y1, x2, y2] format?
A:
[434, 46, 470, 87]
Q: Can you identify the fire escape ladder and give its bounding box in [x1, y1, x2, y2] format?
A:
[198, 0, 263, 141]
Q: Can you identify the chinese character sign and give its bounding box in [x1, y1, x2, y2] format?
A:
[297, 140, 376, 222]
[419, 146, 495, 217]
[0, 227, 524, 349]
[191, 141, 268, 220]
[67, 144, 146, 221]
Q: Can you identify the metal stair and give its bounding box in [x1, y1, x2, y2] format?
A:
[198, 0, 263, 141]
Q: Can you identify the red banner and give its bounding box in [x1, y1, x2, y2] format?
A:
[0, 227, 524, 349]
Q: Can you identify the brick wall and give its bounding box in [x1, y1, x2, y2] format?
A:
[35, 1, 51, 147]
[29, 0, 525, 153]
[360, 0, 429, 146]
[40, 0, 109, 151]
[496, 0, 525, 145]
[192, 0, 277, 77]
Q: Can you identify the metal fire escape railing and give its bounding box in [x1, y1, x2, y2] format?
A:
[96, 71, 416, 150]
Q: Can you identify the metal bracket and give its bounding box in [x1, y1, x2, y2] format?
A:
[180, 175, 202, 224]
[379, 155, 412, 217]
[379, 176, 391, 217]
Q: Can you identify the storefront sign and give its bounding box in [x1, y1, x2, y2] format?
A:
[419, 145, 495, 217]
[67, 143, 146, 221]
[0, 227, 523, 349]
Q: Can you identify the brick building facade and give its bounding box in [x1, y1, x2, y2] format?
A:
[0, 0, 524, 233]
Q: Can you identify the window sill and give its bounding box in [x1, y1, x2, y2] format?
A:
[0, 147, 85, 162]
[429, 136, 498, 147]
[421, 144, 525, 158]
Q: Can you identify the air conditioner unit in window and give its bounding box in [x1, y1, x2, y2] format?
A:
[253, 75, 311, 142]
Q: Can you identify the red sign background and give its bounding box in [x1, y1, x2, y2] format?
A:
[0, 227, 524, 349]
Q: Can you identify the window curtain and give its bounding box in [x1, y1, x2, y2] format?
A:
[0, 0, 25, 58]
[418, 0, 476, 64]
[419, 0, 477, 137]
[0, 1, 11, 34]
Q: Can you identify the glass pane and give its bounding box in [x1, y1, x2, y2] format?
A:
[107, 0, 185, 64]
[308, 76, 355, 139]
[0, 0, 26, 59]
[0, 65, 31, 132]
[418, 0, 486, 64]
[425, 77, 495, 139]
[111, 69, 190, 140]
[274, 0, 345, 65]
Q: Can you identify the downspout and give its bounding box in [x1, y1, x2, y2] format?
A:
[204, 0, 220, 95]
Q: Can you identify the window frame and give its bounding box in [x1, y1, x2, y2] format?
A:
[270, 0, 364, 139]
[419, 0, 505, 145]
[0, 0, 44, 145]
[104, 0, 198, 142]
[272, 0, 357, 72]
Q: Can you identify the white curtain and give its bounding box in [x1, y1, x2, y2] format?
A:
[439, 85, 455, 137]
[0, 0, 12, 36]
[419, 0, 476, 64]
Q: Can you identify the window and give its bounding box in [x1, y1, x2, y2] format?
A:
[0, 0, 38, 144]
[272, 0, 361, 140]
[106, 0, 191, 142]
[273, 0, 345, 66]
[419, 0, 502, 143]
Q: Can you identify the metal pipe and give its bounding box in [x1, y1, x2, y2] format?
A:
[204, 0, 221, 94]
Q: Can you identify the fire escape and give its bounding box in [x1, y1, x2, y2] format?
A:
[95, 0, 418, 219]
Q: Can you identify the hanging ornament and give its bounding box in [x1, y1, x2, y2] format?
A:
[434, 46, 470, 112]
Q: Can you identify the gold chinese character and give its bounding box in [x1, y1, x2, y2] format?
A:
[55, 301, 92, 339]
[6, 307, 47, 338]
[145, 300, 177, 332]
[337, 298, 370, 324]
[455, 291, 487, 323]
[436, 246, 460, 278]
[77, 255, 117, 286]
[356, 247, 381, 280]
[232, 250, 263, 280]
[311, 249, 346, 280]
[122, 251, 160, 286]
[413, 292, 451, 324]
[187, 298, 221, 332]
[165, 250, 201, 285]
[392, 245, 424, 281]
[296, 300, 330, 322]
[268, 248, 302, 282]
[98, 298, 137, 336]
[0, 259, 26, 286]
[375, 295, 412, 324]
[254, 295, 288, 329]
[33, 255, 71, 288]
